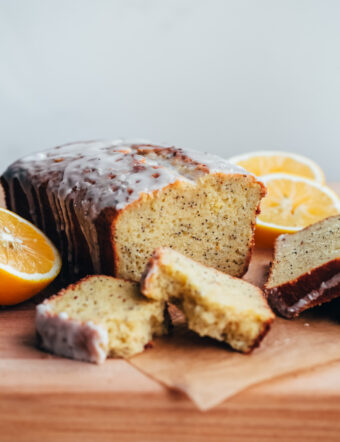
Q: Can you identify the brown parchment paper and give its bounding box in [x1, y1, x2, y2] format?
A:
[130, 249, 340, 410]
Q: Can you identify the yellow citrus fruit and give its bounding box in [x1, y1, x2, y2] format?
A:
[229, 151, 325, 184]
[255, 174, 340, 247]
[0, 208, 61, 305]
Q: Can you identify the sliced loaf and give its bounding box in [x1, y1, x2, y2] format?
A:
[265, 214, 340, 318]
[36, 275, 169, 363]
[141, 248, 274, 353]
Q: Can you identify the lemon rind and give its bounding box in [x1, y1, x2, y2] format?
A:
[256, 173, 340, 231]
[0, 207, 62, 281]
[229, 150, 325, 184]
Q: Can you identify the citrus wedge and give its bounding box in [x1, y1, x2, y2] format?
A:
[229, 151, 325, 184]
[0, 208, 61, 305]
[256, 174, 340, 247]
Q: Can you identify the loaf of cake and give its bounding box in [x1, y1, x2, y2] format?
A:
[36, 275, 169, 363]
[265, 215, 340, 318]
[1, 140, 265, 281]
[141, 248, 274, 353]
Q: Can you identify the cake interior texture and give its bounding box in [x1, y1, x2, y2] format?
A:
[266, 215, 340, 288]
[142, 248, 274, 353]
[46, 276, 167, 358]
[115, 173, 263, 281]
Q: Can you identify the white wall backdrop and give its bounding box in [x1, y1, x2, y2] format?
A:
[0, 0, 339, 179]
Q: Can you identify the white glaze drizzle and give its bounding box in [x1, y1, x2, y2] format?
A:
[16, 139, 248, 211]
[286, 272, 340, 314]
[36, 303, 109, 364]
[270, 272, 340, 317]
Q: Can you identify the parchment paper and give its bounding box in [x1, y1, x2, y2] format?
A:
[130, 249, 340, 410]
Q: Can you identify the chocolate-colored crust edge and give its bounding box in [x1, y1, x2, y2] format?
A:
[265, 258, 340, 319]
[245, 320, 273, 354]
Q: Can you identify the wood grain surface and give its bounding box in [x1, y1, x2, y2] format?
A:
[0, 184, 340, 442]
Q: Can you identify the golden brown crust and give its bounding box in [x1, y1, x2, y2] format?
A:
[111, 189, 159, 280]
[239, 177, 267, 277]
[139, 247, 165, 296]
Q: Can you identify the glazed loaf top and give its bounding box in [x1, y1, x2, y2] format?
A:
[2, 140, 252, 275]
[3, 139, 249, 218]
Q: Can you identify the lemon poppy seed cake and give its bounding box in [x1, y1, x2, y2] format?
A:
[1, 140, 265, 281]
[265, 215, 340, 318]
[141, 248, 274, 353]
[36, 275, 169, 363]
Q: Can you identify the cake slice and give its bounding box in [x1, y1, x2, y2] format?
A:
[265, 214, 340, 318]
[36, 275, 169, 363]
[141, 248, 274, 353]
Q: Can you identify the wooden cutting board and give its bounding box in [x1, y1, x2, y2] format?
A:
[1, 185, 340, 442]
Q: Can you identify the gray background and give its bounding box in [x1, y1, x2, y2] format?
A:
[0, 0, 339, 179]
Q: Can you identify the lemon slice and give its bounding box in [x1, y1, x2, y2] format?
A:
[229, 151, 325, 184]
[256, 174, 340, 247]
[0, 208, 62, 305]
